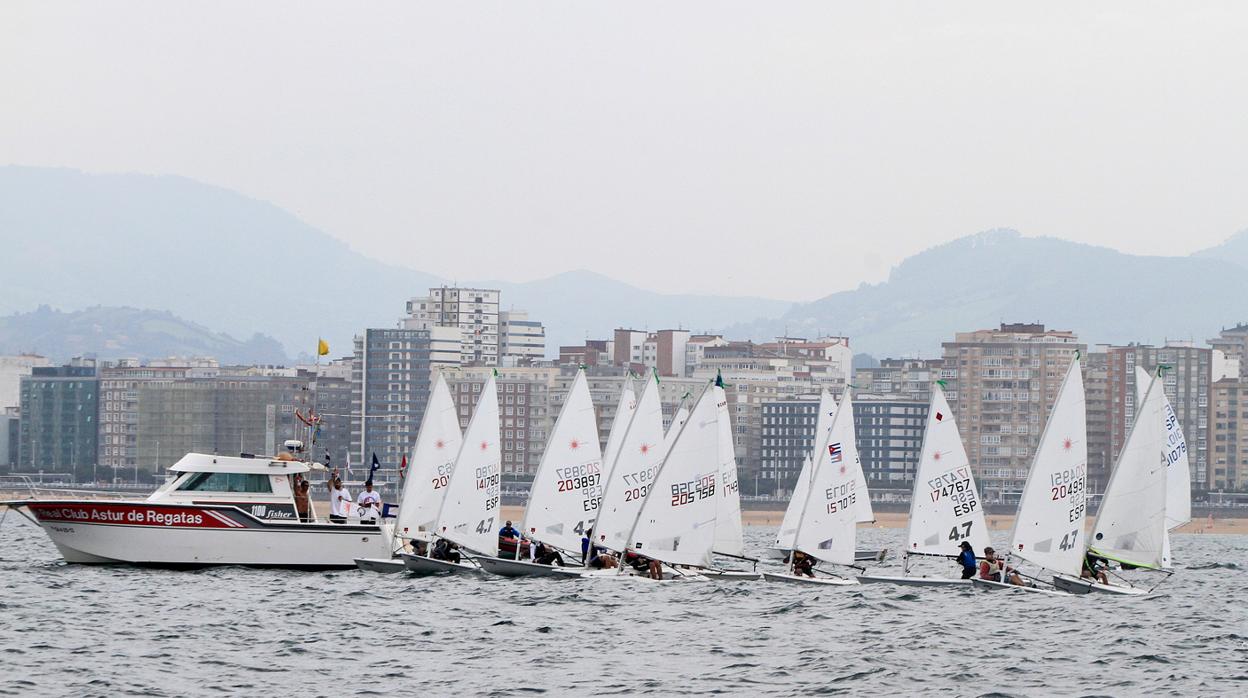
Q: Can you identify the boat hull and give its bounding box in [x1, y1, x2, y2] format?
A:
[700, 569, 763, 581]
[970, 578, 1069, 596]
[355, 557, 407, 573]
[16, 500, 391, 569]
[476, 555, 578, 578]
[400, 552, 477, 575]
[1052, 575, 1148, 596]
[764, 547, 887, 563]
[857, 574, 972, 588]
[762, 572, 858, 586]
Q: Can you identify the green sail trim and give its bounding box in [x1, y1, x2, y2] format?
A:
[1088, 547, 1163, 571]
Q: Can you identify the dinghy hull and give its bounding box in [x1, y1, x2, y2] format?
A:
[354, 557, 406, 573]
[401, 553, 477, 575]
[476, 556, 577, 578]
[762, 572, 858, 586]
[1052, 575, 1148, 596]
[700, 569, 763, 581]
[764, 547, 887, 563]
[971, 578, 1068, 595]
[856, 574, 971, 587]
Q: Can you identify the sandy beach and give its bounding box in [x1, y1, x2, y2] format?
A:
[496, 506, 1247, 534]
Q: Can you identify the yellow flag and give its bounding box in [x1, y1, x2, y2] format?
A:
[317, 338, 329, 356]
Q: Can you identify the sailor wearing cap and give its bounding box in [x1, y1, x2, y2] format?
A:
[356, 480, 382, 524]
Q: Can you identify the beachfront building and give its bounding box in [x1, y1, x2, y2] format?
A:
[940, 323, 1086, 504]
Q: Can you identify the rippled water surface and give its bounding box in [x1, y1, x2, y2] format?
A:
[1, 516, 1245, 697]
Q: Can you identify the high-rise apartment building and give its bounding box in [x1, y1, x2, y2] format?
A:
[1083, 350, 1112, 493]
[758, 392, 926, 501]
[351, 329, 434, 474]
[499, 310, 546, 365]
[98, 358, 220, 474]
[18, 362, 99, 481]
[446, 366, 559, 476]
[133, 373, 312, 476]
[940, 323, 1085, 504]
[1103, 342, 1210, 493]
[1210, 378, 1248, 491]
[406, 287, 501, 366]
[1208, 324, 1248, 378]
[0, 354, 52, 410]
[853, 358, 943, 403]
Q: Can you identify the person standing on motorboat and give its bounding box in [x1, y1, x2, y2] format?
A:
[956, 541, 977, 580]
[356, 481, 381, 524]
[328, 476, 351, 524]
[294, 480, 312, 523]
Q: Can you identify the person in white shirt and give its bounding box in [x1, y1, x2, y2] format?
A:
[328, 476, 351, 524]
[356, 480, 382, 524]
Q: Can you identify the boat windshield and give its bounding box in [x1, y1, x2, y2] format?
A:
[176, 472, 273, 493]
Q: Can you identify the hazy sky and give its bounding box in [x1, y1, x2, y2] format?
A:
[2, 2, 1246, 301]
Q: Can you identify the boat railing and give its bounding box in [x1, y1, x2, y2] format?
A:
[0, 475, 140, 501]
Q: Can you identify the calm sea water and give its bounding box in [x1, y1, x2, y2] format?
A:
[0, 515, 1245, 697]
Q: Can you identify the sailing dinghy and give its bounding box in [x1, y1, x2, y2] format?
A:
[859, 382, 990, 587]
[764, 389, 887, 564]
[401, 374, 502, 575]
[477, 369, 602, 577]
[701, 375, 761, 580]
[356, 373, 463, 572]
[1053, 371, 1170, 595]
[1135, 366, 1191, 569]
[763, 387, 865, 586]
[971, 357, 1085, 595]
[616, 380, 728, 581]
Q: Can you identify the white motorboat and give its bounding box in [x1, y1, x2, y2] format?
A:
[4, 451, 393, 569]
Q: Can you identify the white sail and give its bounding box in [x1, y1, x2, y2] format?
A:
[774, 455, 811, 550]
[664, 399, 690, 452]
[712, 384, 745, 557]
[601, 378, 638, 482]
[1134, 366, 1191, 532]
[521, 369, 603, 554]
[793, 387, 861, 566]
[1008, 357, 1087, 577]
[1091, 373, 1168, 569]
[905, 384, 990, 556]
[628, 383, 720, 568]
[774, 389, 837, 549]
[594, 373, 665, 552]
[434, 374, 501, 555]
[396, 373, 463, 537]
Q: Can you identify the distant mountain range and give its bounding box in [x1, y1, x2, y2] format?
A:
[2, 166, 1246, 363]
[727, 229, 1248, 356]
[0, 166, 789, 359]
[0, 306, 288, 365]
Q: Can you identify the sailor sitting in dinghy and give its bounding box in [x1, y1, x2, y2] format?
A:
[979, 548, 1024, 586]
